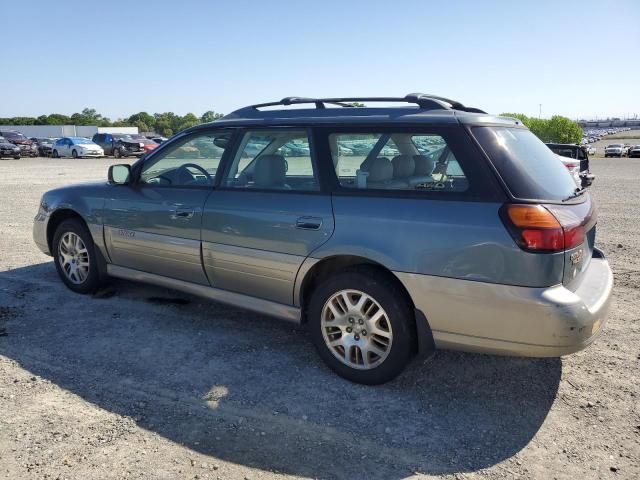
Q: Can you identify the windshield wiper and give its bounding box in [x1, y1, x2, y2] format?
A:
[562, 186, 587, 202]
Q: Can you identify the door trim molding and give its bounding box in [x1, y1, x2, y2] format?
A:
[107, 264, 301, 324]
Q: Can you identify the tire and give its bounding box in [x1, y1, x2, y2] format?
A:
[13, 155, 20, 160]
[52, 219, 104, 294]
[308, 267, 416, 384]
[52, 150, 59, 158]
[72, 149, 78, 159]
[113, 148, 121, 159]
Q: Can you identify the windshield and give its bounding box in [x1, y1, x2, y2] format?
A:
[70, 137, 93, 145]
[473, 127, 578, 201]
[608, 144, 623, 148]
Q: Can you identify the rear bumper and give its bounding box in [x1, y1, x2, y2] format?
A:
[395, 250, 613, 357]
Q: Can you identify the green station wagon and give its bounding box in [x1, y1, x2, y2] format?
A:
[33, 94, 613, 384]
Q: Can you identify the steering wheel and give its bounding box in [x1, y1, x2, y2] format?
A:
[176, 163, 213, 185]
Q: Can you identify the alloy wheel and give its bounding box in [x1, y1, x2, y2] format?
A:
[58, 232, 90, 284]
[321, 289, 393, 370]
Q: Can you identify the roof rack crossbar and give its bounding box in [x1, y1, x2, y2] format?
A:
[229, 93, 486, 116]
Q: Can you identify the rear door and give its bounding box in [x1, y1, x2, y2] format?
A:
[102, 129, 234, 283]
[201, 127, 334, 305]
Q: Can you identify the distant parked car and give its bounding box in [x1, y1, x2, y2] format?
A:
[629, 145, 640, 158]
[91, 133, 145, 158]
[604, 144, 625, 157]
[586, 145, 596, 155]
[147, 136, 168, 144]
[0, 130, 37, 157]
[51, 137, 104, 158]
[546, 143, 594, 187]
[30, 137, 58, 157]
[0, 136, 21, 159]
[555, 154, 581, 187]
[126, 134, 159, 154]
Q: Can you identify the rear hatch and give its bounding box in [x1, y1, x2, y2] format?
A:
[473, 126, 595, 290]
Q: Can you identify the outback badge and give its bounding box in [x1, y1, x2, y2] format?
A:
[570, 249, 584, 265]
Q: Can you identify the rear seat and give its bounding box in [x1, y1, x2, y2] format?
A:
[391, 154, 435, 187]
[391, 155, 414, 186]
[410, 154, 435, 186]
[365, 157, 407, 189]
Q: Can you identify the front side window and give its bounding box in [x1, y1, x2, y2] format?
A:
[223, 130, 318, 191]
[139, 131, 231, 187]
[330, 132, 468, 192]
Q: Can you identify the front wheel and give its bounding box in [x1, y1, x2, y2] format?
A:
[113, 148, 122, 159]
[13, 155, 20, 159]
[308, 268, 416, 384]
[52, 219, 104, 294]
[72, 149, 78, 158]
[52, 149, 59, 158]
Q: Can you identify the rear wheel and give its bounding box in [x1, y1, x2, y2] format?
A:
[53, 219, 104, 294]
[113, 148, 122, 159]
[72, 149, 78, 158]
[308, 268, 415, 384]
[52, 149, 59, 158]
[13, 155, 20, 160]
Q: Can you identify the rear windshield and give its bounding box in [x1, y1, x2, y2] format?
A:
[473, 127, 577, 201]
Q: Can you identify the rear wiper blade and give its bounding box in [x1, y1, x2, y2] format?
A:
[562, 187, 587, 202]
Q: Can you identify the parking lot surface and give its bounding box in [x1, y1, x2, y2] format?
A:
[0, 155, 639, 480]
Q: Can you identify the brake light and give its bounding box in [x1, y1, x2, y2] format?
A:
[501, 204, 587, 252]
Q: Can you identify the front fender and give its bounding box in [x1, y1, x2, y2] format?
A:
[37, 182, 110, 257]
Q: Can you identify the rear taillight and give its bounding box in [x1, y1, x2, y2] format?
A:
[564, 162, 579, 170]
[500, 203, 590, 252]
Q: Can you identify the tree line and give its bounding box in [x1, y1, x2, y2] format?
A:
[0, 108, 224, 137]
[499, 113, 582, 144]
[1, 107, 583, 143]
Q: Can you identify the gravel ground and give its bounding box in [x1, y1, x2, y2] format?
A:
[0, 156, 638, 480]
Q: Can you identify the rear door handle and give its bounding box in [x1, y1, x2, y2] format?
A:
[296, 216, 322, 230]
[170, 208, 195, 220]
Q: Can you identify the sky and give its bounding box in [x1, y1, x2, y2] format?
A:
[3, 0, 639, 121]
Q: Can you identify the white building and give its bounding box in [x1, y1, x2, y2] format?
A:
[0, 125, 138, 138]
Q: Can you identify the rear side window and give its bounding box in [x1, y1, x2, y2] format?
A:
[330, 132, 468, 192]
[473, 127, 577, 201]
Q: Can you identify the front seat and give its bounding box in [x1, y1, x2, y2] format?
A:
[253, 154, 290, 189]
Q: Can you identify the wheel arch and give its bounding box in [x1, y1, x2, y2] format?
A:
[297, 254, 435, 356]
[47, 207, 109, 279]
[297, 255, 410, 308]
[46, 208, 87, 253]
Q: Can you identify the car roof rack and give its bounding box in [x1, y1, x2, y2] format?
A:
[230, 93, 486, 116]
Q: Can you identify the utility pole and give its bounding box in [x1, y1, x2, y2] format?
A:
[539, 104, 542, 119]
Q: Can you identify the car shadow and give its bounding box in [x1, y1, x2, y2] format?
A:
[0, 263, 561, 479]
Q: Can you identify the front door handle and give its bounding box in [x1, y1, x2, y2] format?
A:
[296, 216, 322, 230]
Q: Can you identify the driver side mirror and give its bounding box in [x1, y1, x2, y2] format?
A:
[108, 164, 131, 185]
